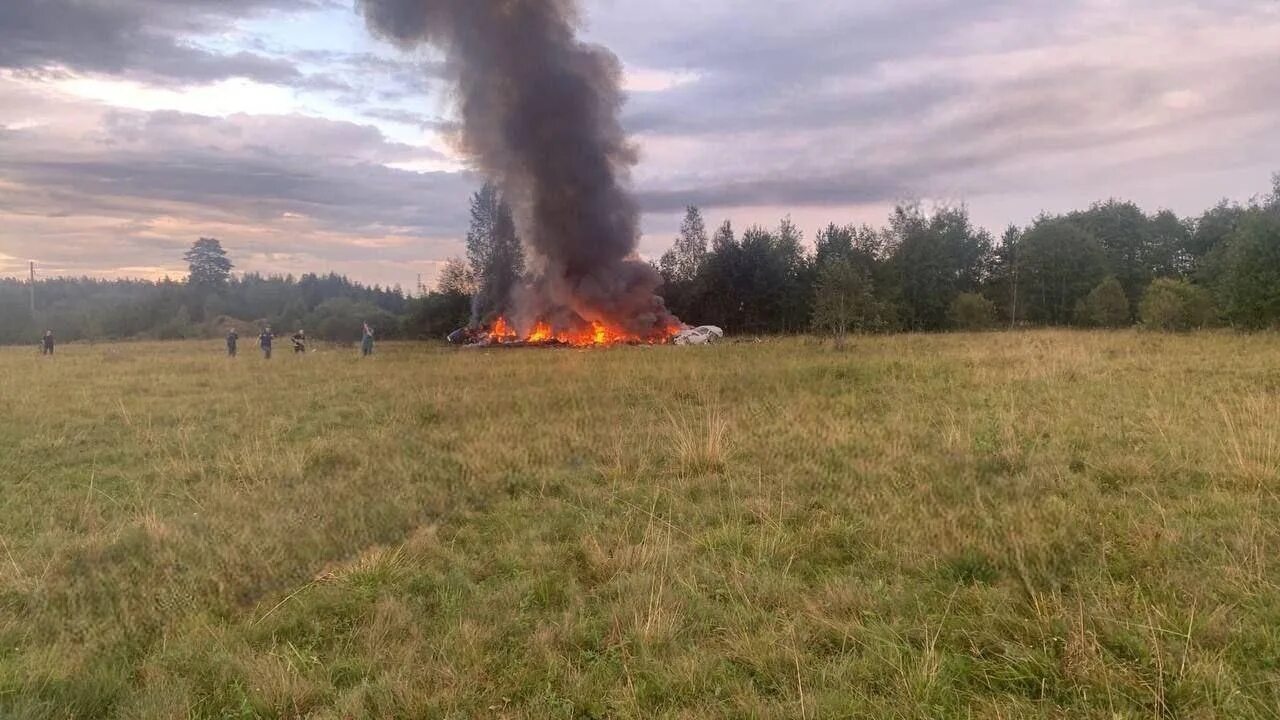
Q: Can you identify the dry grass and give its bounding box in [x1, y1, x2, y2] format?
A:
[0, 331, 1278, 718]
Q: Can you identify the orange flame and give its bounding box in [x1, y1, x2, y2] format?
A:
[489, 317, 518, 342]
[527, 321, 553, 343]
[484, 317, 679, 347]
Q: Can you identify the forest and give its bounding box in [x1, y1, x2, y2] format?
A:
[0, 264, 410, 346]
[3, 174, 1277, 346]
[418, 175, 1280, 338]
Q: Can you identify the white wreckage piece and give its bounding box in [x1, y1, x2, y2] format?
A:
[673, 325, 724, 346]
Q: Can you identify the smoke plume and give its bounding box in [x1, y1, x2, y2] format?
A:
[359, 0, 679, 338]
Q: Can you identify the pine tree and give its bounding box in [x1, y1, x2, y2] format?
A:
[183, 237, 233, 322]
[184, 238, 233, 288]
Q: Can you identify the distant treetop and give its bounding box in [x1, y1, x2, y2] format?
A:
[184, 238, 233, 288]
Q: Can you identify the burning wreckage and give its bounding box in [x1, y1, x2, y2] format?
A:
[359, 0, 713, 350]
[448, 320, 724, 348]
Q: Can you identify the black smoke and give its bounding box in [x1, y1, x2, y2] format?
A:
[359, 0, 680, 338]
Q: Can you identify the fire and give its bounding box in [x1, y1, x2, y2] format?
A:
[482, 317, 679, 347]
[527, 321, 553, 343]
[489, 317, 519, 343]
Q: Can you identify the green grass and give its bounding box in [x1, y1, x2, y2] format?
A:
[1, 332, 1278, 718]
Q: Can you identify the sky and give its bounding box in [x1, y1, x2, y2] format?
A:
[1, 0, 1278, 290]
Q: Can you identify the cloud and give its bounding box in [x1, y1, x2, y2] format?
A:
[0, 0, 332, 86]
[361, 107, 450, 129]
[0, 77, 475, 285]
[2, 0, 1280, 287]
[597, 0, 1280, 214]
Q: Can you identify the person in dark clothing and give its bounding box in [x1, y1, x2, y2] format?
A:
[291, 330, 306, 354]
[41, 331, 54, 356]
[259, 327, 274, 359]
[226, 329, 239, 357]
[361, 322, 375, 357]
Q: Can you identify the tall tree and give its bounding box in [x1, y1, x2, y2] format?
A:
[184, 238, 233, 289]
[1190, 201, 1244, 264]
[466, 182, 526, 323]
[1069, 200, 1154, 306]
[1148, 209, 1192, 278]
[701, 219, 815, 334]
[660, 206, 709, 284]
[814, 223, 855, 269]
[183, 237, 233, 321]
[695, 221, 744, 329]
[711, 220, 736, 252]
[738, 226, 782, 333]
[985, 224, 1024, 326]
[775, 217, 815, 331]
[659, 207, 711, 321]
[1016, 217, 1107, 325]
[888, 204, 992, 331]
[815, 223, 881, 274]
[1215, 209, 1280, 329]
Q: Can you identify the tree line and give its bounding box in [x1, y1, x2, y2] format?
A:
[413, 175, 1280, 340]
[1, 238, 410, 346]
[6, 175, 1278, 346]
[651, 175, 1280, 339]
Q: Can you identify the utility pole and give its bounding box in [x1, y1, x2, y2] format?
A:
[29, 261, 36, 318]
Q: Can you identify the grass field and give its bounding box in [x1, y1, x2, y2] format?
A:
[1, 332, 1278, 719]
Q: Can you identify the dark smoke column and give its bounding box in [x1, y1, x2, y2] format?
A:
[360, 0, 680, 338]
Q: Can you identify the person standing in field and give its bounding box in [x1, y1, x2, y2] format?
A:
[259, 327, 274, 360]
[361, 322, 375, 357]
[226, 328, 239, 357]
[292, 329, 307, 354]
[41, 330, 54, 356]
